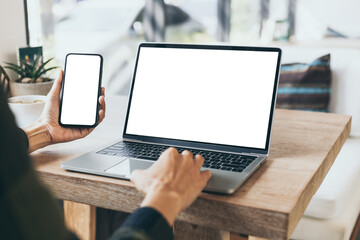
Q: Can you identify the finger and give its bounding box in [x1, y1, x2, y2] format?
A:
[98, 95, 106, 124]
[81, 127, 93, 137]
[194, 154, 205, 168]
[156, 147, 179, 168]
[200, 170, 212, 183]
[181, 150, 193, 159]
[101, 87, 105, 97]
[159, 147, 178, 162]
[98, 108, 105, 124]
[99, 95, 105, 111]
[162, 147, 178, 158]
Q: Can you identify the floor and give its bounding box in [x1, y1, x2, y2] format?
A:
[229, 229, 360, 240]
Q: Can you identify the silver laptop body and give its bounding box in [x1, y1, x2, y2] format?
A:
[61, 43, 282, 194]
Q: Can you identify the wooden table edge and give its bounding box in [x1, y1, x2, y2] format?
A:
[287, 116, 352, 238]
[39, 169, 290, 239]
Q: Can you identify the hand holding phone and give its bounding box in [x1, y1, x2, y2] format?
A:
[59, 53, 103, 127]
[27, 68, 105, 151]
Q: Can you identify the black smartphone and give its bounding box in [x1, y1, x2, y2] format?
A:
[59, 53, 103, 127]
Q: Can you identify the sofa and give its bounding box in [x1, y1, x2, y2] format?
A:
[277, 42, 360, 240]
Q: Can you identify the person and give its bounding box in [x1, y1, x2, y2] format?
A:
[0, 70, 212, 240]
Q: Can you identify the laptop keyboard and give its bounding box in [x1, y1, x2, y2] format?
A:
[97, 142, 257, 172]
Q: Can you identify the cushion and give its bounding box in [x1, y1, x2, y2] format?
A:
[279, 46, 360, 136]
[291, 175, 360, 240]
[303, 137, 360, 219]
[277, 54, 331, 112]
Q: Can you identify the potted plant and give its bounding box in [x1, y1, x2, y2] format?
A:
[4, 56, 59, 96]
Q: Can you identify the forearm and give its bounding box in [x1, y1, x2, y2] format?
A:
[23, 121, 51, 153]
[140, 181, 183, 226]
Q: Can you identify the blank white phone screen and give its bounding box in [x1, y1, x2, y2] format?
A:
[126, 47, 279, 149]
[60, 54, 101, 126]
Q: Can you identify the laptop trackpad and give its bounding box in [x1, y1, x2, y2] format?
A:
[105, 159, 154, 178]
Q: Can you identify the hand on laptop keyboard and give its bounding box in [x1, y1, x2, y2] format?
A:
[98, 141, 256, 172]
[131, 147, 212, 226]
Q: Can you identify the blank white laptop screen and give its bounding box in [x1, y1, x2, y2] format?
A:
[126, 47, 279, 149]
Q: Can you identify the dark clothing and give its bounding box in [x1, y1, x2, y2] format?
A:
[0, 89, 173, 240]
[110, 208, 173, 240]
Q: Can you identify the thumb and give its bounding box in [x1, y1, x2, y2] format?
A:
[49, 69, 63, 97]
[54, 70, 63, 94]
[131, 169, 151, 194]
[130, 169, 146, 186]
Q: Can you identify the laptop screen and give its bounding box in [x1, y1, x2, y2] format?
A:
[124, 43, 281, 152]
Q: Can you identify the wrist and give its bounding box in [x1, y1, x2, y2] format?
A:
[140, 187, 183, 226]
[23, 121, 52, 153]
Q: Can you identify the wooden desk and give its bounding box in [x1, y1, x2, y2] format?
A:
[32, 96, 351, 240]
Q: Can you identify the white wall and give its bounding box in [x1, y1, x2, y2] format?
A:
[0, 0, 26, 78]
[295, 0, 360, 41]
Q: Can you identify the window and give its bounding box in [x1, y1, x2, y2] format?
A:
[27, 0, 359, 95]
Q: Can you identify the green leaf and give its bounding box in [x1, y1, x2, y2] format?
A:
[4, 65, 25, 77]
[5, 57, 59, 81]
[4, 62, 21, 70]
[19, 59, 35, 77]
[33, 57, 55, 79]
[37, 66, 59, 78]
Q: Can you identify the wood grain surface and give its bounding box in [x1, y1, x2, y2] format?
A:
[64, 201, 96, 240]
[248, 237, 269, 240]
[174, 221, 230, 240]
[32, 96, 351, 239]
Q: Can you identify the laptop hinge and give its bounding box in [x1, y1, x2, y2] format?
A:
[122, 138, 266, 156]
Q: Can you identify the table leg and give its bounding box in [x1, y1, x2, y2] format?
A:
[248, 236, 270, 240]
[174, 221, 230, 240]
[64, 201, 96, 240]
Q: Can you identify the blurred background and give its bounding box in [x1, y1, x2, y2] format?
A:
[21, 0, 360, 95]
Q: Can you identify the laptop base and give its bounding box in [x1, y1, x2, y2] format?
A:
[61, 150, 266, 194]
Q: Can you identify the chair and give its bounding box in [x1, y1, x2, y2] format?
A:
[0, 65, 10, 98]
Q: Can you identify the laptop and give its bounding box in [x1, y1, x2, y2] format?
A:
[61, 43, 282, 194]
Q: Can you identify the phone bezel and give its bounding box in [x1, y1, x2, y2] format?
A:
[59, 53, 103, 128]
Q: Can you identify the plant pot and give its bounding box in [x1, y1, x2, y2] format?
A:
[10, 79, 54, 96]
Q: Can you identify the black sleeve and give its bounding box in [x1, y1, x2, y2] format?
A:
[1, 90, 171, 240]
[18, 127, 29, 150]
[109, 207, 173, 240]
[0, 90, 77, 240]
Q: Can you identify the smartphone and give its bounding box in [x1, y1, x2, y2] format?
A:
[59, 53, 103, 127]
